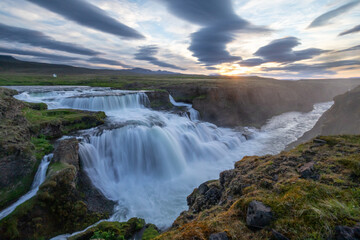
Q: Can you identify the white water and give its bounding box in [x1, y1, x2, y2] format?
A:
[8, 86, 333, 230]
[0, 154, 52, 220]
[169, 95, 200, 120]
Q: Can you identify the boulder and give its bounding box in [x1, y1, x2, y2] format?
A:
[335, 225, 360, 240]
[209, 232, 229, 240]
[246, 200, 273, 229]
[297, 161, 316, 179]
[53, 138, 80, 169]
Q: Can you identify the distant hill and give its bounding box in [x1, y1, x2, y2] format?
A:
[0, 55, 182, 75]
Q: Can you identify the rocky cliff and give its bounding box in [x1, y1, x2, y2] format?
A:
[157, 135, 360, 240]
[190, 79, 360, 128]
[0, 138, 115, 240]
[288, 85, 360, 149]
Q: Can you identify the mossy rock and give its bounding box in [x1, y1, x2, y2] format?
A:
[70, 218, 146, 240]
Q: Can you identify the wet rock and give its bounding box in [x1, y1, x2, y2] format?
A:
[246, 200, 273, 229]
[209, 232, 229, 240]
[187, 182, 222, 213]
[272, 229, 289, 240]
[53, 138, 80, 169]
[297, 161, 318, 179]
[335, 225, 360, 240]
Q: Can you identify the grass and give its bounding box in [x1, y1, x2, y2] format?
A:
[156, 135, 360, 240]
[23, 107, 106, 137]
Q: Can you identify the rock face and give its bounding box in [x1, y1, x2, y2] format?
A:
[288, 85, 360, 149]
[0, 138, 115, 240]
[159, 135, 360, 240]
[246, 200, 273, 229]
[191, 79, 360, 128]
[0, 88, 36, 209]
[53, 138, 80, 169]
[209, 232, 229, 240]
[334, 225, 360, 240]
[146, 90, 172, 110]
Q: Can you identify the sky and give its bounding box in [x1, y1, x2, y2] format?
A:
[0, 0, 359, 79]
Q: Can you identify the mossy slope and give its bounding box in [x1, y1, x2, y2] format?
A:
[157, 135, 360, 240]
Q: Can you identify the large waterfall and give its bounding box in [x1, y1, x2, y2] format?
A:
[11, 86, 333, 228]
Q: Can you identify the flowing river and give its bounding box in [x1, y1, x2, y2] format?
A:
[5, 86, 333, 232]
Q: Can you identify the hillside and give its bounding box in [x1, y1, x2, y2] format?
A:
[157, 135, 360, 240]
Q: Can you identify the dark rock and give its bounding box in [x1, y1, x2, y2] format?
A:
[204, 187, 222, 205]
[209, 232, 229, 240]
[335, 225, 360, 240]
[53, 138, 80, 169]
[298, 161, 315, 179]
[272, 229, 289, 240]
[220, 169, 236, 188]
[246, 200, 273, 229]
[198, 183, 210, 195]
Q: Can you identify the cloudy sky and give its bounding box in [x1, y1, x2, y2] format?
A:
[0, 0, 359, 79]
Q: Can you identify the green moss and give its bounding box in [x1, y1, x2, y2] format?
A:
[25, 102, 48, 110]
[142, 224, 159, 240]
[71, 218, 146, 240]
[23, 107, 106, 137]
[31, 135, 53, 160]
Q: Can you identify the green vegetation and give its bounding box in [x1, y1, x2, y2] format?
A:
[0, 73, 222, 90]
[142, 224, 160, 240]
[23, 107, 106, 137]
[158, 135, 360, 240]
[31, 135, 53, 160]
[69, 218, 149, 240]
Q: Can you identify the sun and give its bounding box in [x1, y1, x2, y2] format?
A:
[217, 63, 253, 76]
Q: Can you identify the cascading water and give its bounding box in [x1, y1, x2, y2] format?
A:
[9, 86, 333, 230]
[169, 95, 200, 120]
[0, 154, 52, 220]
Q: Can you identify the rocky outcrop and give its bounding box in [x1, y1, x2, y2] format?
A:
[288, 85, 360, 149]
[146, 90, 172, 110]
[158, 135, 360, 240]
[0, 138, 115, 240]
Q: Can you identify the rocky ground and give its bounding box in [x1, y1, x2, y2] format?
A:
[157, 135, 360, 240]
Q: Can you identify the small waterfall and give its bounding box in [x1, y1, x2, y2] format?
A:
[169, 95, 200, 121]
[61, 93, 150, 111]
[0, 154, 52, 220]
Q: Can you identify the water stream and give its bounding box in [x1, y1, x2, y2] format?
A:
[0, 154, 53, 220]
[6, 86, 333, 235]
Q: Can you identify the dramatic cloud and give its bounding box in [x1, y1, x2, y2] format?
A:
[308, 1, 360, 28]
[88, 57, 131, 68]
[336, 44, 360, 53]
[0, 23, 99, 56]
[135, 45, 186, 70]
[162, 0, 268, 66]
[0, 47, 80, 61]
[339, 24, 360, 36]
[239, 37, 327, 66]
[27, 0, 144, 39]
[263, 60, 360, 75]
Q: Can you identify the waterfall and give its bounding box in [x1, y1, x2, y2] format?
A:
[169, 95, 200, 121]
[60, 93, 150, 111]
[0, 154, 52, 220]
[9, 86, 333, 229]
